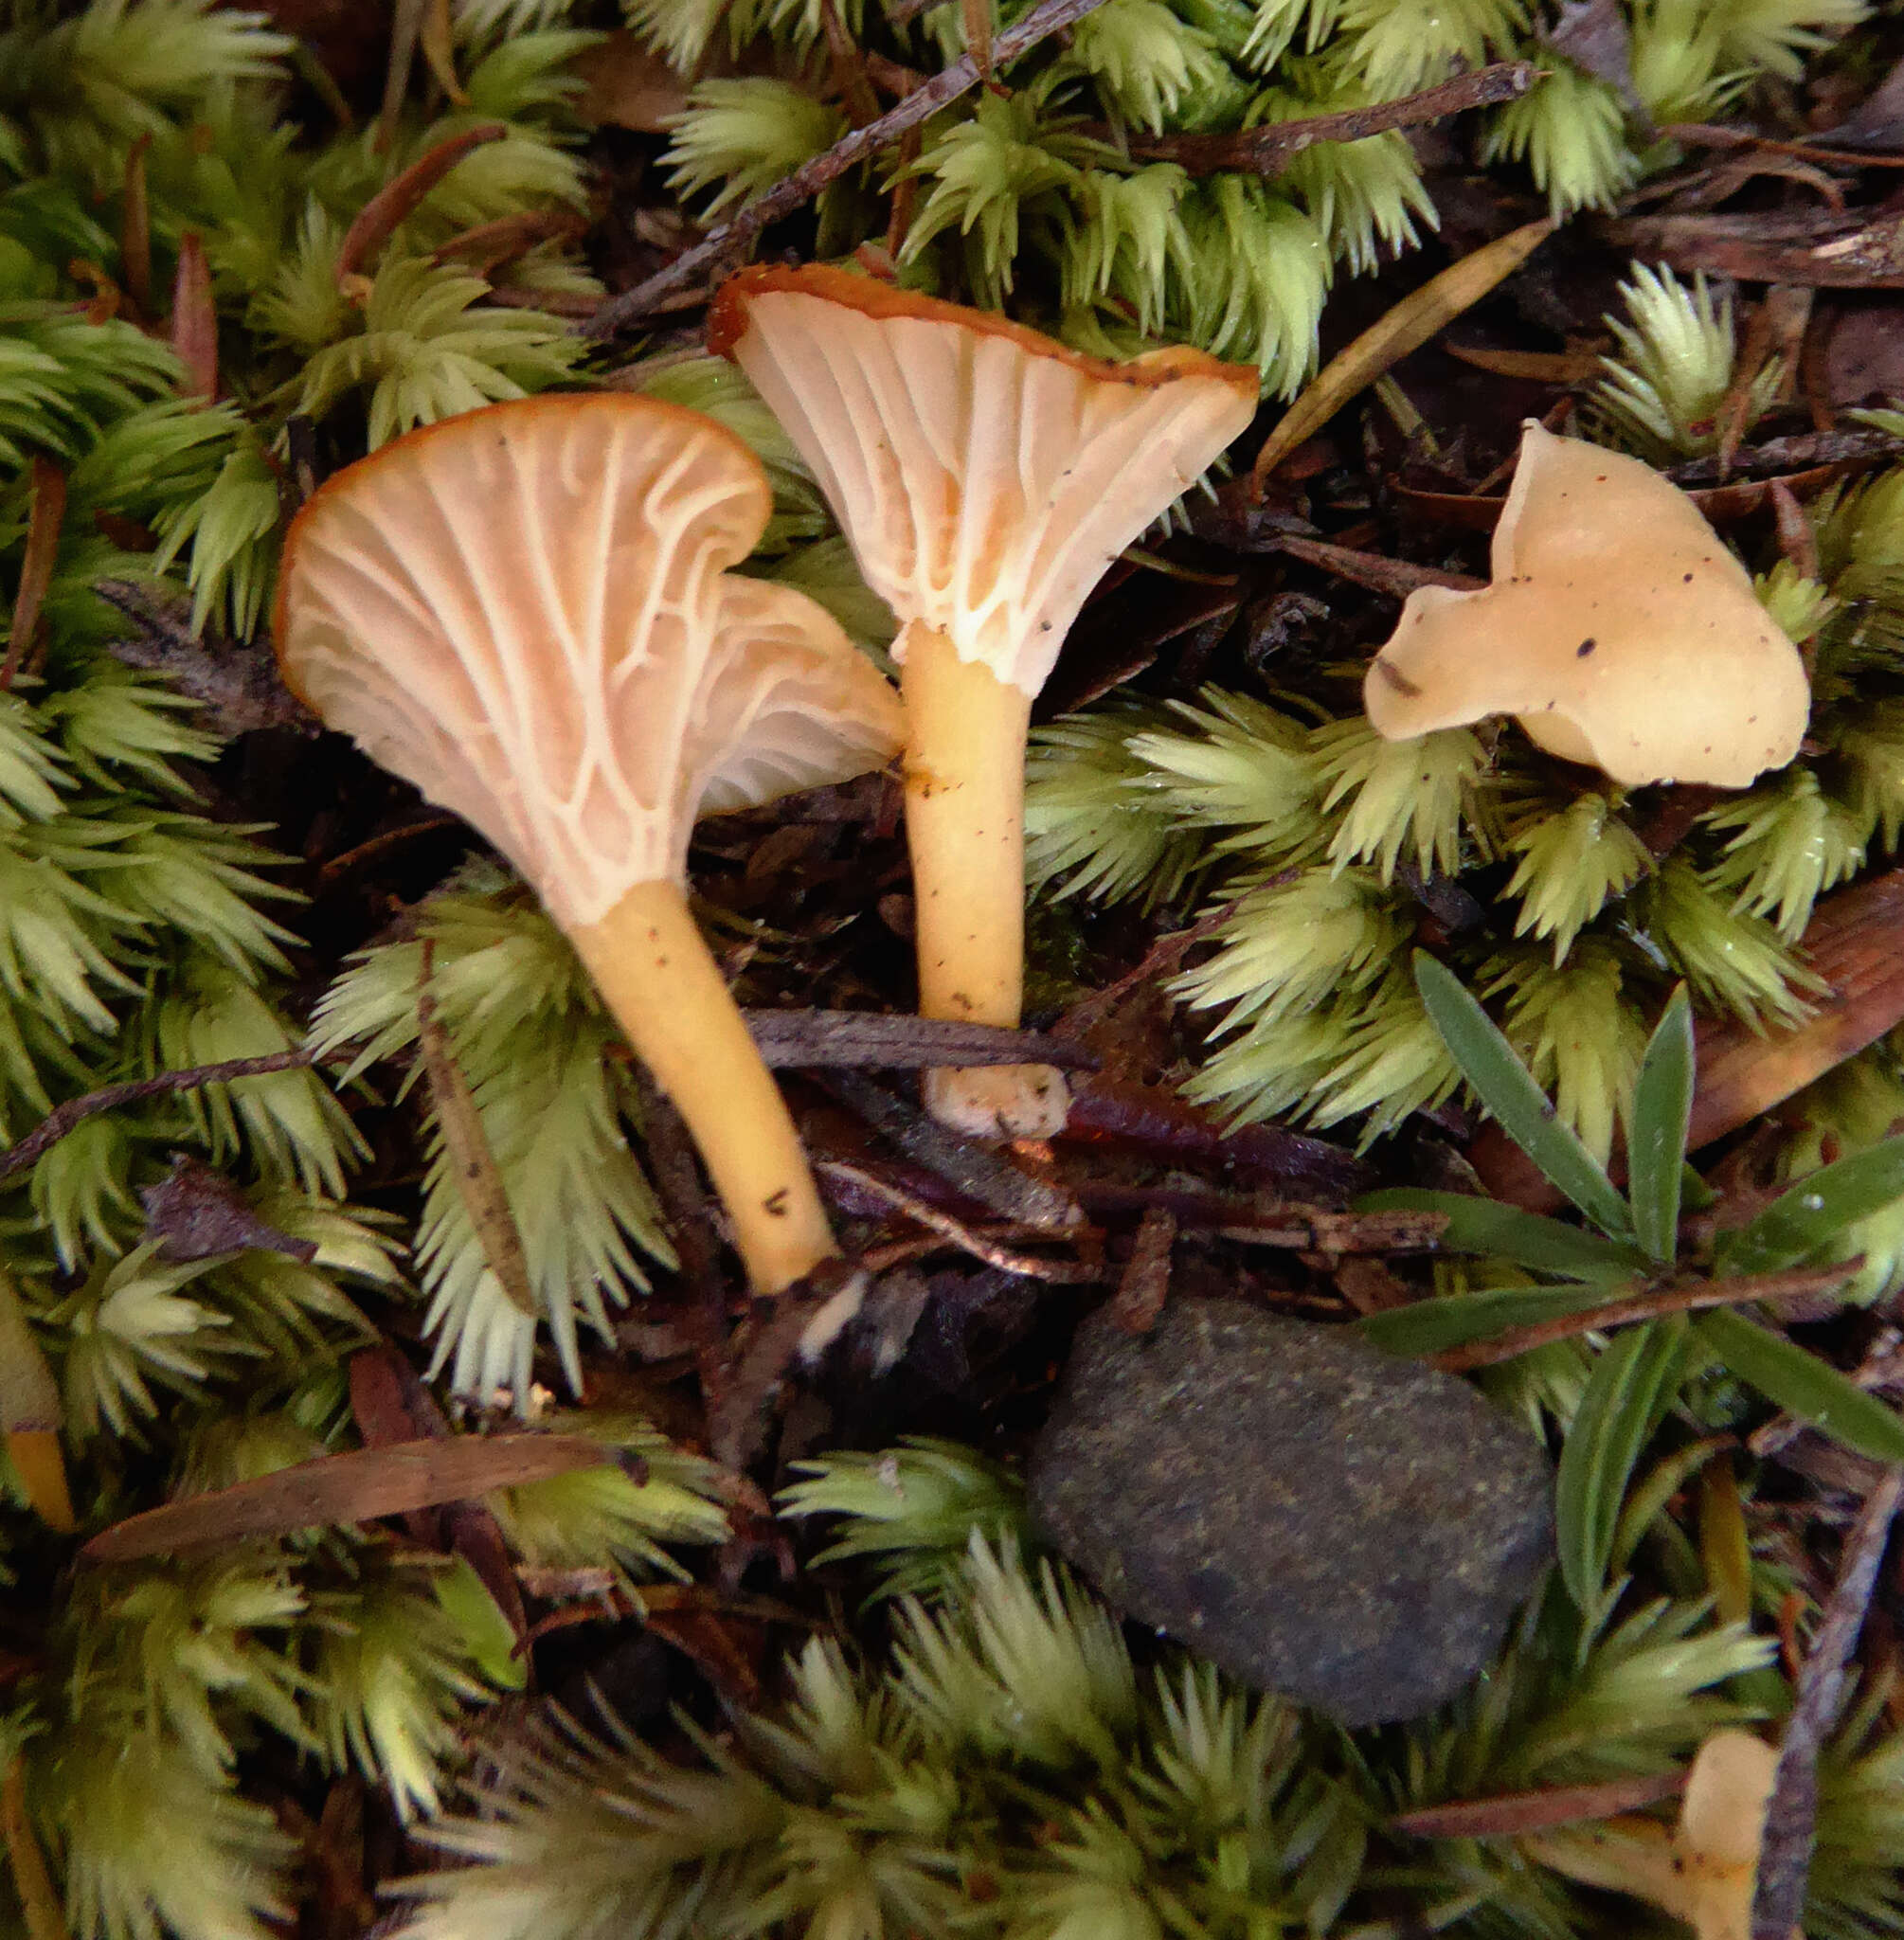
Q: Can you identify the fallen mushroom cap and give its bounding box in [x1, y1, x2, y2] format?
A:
[710, 265, 1257, 1139]
[1525, 1729, 1779, 1940]
[276, 393, 904, 1299]
[1364, 420, 1810, 788]
[277, 392, 902, 923]
[707, 262, 1260, 697]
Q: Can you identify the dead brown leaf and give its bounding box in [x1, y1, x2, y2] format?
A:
[81, 1434, 610, 1563]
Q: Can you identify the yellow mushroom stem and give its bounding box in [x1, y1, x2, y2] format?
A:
[899, 621, 1069, 1141]
[568, 878, 836, 1296]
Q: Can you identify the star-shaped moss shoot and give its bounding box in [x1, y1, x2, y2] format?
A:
[710, 264, 1258, 1140]
[1365, 421, 1810, 787]
[277, 394, 903, 1297]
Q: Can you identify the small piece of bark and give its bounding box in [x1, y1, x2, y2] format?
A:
[822, 1069, 1085, 1230]
[745, 1010, 1096, 1071]
[1474, 868, 1904, 1209]
[1108, 1208, 1177, 1335]
[141, 1154, 318, 1264]
[1752, 1465, 1904, 1938]
[97, 581, 318, 734]
[1600, 207, 1904, 289]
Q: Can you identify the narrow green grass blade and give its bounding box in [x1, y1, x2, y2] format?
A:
[1411, 952, 1634, 1242]
[1627, 987, 1694, 1267]
[1554, 1317, 1688, 1610]
[1356, 1189, 1642, 1282]
[1361, 1280, 1641, 1357]
[1698, 1308, 1904, 1463]
[1717, 1137, 1904, 1278]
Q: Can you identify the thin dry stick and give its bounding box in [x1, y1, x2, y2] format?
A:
[584, 0, 1113, 334]
[0, 1051, 317, 1183]
[817, 1159, 1102, 1281]
[1752, 1464, 1904, 1939]
[1430, 1260, 1865, 1374]
[1122, 61, 1536, 173]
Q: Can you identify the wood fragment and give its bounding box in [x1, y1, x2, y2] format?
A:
[83, 1434, 612, 1563]
[585, 0, 1114, 333]
[1752, 1465, 1904, 1938]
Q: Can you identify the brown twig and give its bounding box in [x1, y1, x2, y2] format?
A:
[1752, 1464, 1904, 1939]
[817, 1159, 1102, 1281]
[0, 1051, 318, 1184]
[584, 0, 1114, 335]
[1120, 61, 1536, 175]
[1429, 1260, 1865, 1374]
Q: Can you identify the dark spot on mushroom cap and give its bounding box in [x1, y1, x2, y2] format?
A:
[1374, 657, 1422, 697]
[1684, 572, 1694, 582]
[1577, 638, 1597, 657]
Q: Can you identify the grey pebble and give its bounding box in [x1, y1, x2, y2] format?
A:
[1028, 1297, 1554, 1726]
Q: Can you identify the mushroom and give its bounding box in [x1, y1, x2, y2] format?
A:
[708, 264, 1258, 1139]
[1523, 1730, 1782, 1940]
[1364, 420, 1809, 788]
[276, 393, 904, 1297]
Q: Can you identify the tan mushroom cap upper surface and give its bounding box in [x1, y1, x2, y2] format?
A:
[276, 393, 903, 925]
[708, 263, 1260, 697]
[1363, 420, 1810, 788]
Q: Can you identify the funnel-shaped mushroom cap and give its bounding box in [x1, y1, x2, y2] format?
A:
[277, 394, 903, 925]
[708, 264, 1259, 697]
[1364, 421, 1809, 788]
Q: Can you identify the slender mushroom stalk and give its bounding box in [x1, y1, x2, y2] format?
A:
[1365, 420, 1810, 787]
[710, 265, 1258, 1140]
[277, 395, 903, 1297]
